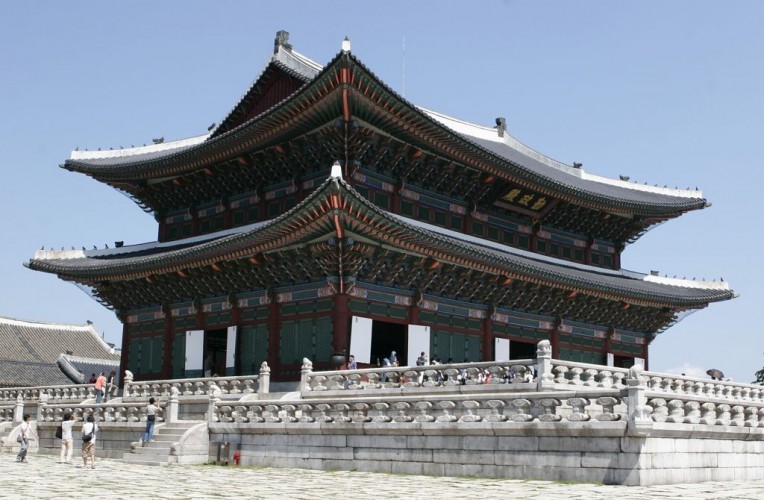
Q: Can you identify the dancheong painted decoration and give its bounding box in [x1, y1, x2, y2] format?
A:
[27, 32, 734, 381]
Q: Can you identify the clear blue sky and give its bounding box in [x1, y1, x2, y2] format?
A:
[1, 1, 761, 381]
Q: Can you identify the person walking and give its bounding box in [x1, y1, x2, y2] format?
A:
[59, 412, 76, 464]
[81, 415, 98, 469]
[16, 414, 36, 463]
[142, 397, 161, 446]
[94, 372, 107, 403]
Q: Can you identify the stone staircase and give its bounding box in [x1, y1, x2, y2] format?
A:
[122, 421, 202, 466]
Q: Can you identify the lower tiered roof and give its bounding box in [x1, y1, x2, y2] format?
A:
[26, 174, 734, 334]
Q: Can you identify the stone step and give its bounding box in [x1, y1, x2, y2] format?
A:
[122, 453, 170, 466]
[132, 444, 172, 455]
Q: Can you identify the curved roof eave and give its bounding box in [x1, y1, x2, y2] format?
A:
[27, 176, 734, 308]
[62, 49, 708, 217]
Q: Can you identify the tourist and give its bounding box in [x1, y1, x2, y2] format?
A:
[142, 397, 161, 446]
[81, 414, 97, 469]
[16, 414, 36, 463]
[416, 352, 427, 366]
[347, 355, 357, 370]
[60, 412, 76, 464]
[87, 373, 97, 384]
[94, 371, 106, 403]
[389, 350, 398, 366]
[380, 357, 392, 382]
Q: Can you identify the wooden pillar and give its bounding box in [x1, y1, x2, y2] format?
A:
[267, 300, 282, 378]
[161, 307, 174, 379]
[482, 312, 494, 362]
[550, 320, 561, 359]
[117, 314, 130, 389]
[408, 298, 420, 325]
[230, 297, 241, 375]
[642, 341, 649, 371]
[613, 243, 623, 270]
[584, 235, 593, 265]
[332, 294, 351, 355]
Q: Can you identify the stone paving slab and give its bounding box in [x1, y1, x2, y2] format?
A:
[1, 454, 763, 499]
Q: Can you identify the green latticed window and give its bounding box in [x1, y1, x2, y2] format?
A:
[128, 335, 165, 376]
[279, 317, 333, 364]
[240, 324, 269, 375]
[172, 333, 185, 378]
[430, 329, 481, 363]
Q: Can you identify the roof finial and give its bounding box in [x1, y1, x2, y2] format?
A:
[274, 30, 292, 54]
[330, 161, 343, 179]
[495, 117, 506, 137]
[342, 37, 351, 53]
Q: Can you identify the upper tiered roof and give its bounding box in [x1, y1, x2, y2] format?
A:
[62, 32, 707, 235]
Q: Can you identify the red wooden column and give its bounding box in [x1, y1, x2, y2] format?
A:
[550, 320, 561, 359]
[482, 311, 494, 362]
[267, 300, 282, 379]
[161, 306, 174, 379]
[229, 297, 241, 376]
[117, 315, 130, 389]
[332, 294, 351, 355]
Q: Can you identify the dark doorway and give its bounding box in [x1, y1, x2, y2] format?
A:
[613, 355, 635, 369]
[370, 320, 406, 366]
[204, 329, 227, 376]
[510, 340, 536, 360]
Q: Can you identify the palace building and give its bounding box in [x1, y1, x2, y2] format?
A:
[27, 32, 734, 381]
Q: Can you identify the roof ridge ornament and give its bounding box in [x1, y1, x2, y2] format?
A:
[342, 37, 351, 53]
[330, 161, 343, 179]
[274, 30, 292, 54]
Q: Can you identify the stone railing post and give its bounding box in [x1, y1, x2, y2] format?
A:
[626, 364, 653, 436]
[258, 362, 270, 396]
[300, 358, 313, 394]
[123, 370, 134, 398]
[535, 340, 554, 391]
[166, 387, 179, 423]
[37, 394, 49, 423]
[207, 395, 220, 423]
[13, 395, 24, 423]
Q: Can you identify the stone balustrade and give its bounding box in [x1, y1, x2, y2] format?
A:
[0, 384, 96, 403]
[301, 358, 536, 395]
[37, 402, 165, 424]
[122, 363, 269, 401]
[212, 391, 627, 425]
[543, 360, 764, 406]
[0, 405, 15, 422]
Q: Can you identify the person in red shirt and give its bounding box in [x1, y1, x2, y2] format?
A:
[94, 372, 107, 403]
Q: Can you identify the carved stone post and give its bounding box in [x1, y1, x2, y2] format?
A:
[299, 358, 313, 395]
[13, 394, 24, 423]
[207, 394, 221, 423]
[535, 340, 554, 391]
[626, 364, 653, 436]
[166, 387, 179, 424]
[258, 362, 271, 396]
[123, 370, 134, 398]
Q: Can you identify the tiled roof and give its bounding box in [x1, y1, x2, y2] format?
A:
[0, 316, 120, 387]
[26, 176, 734, 308]
[60, 45, 706, 217]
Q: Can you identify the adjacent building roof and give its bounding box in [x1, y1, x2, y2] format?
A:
[0, 316, 119, 387]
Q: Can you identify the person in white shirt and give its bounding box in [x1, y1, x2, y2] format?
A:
[16, 414, 36, 463]
[142, 398, 161, 445]
[60, 413, 76, 464]
[81, 414, 98, 469]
